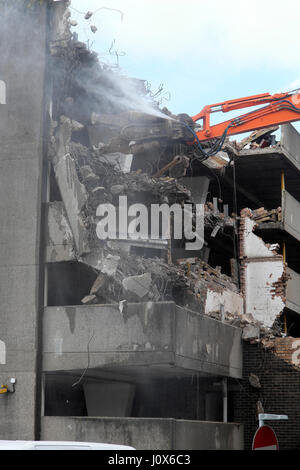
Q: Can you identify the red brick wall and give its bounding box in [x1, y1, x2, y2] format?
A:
[232, 340, 300, 450]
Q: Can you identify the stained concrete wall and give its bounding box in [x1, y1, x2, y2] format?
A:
[41, 416, 244, 450]
[286, 267, 300, 315]
[0, 3, 48, 439]
[43, 302, 242, 378]
[281, 124, 300, 171]
[282, 190, 300, 244]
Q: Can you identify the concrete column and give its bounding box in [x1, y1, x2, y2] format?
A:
[0, 2, 48, 439]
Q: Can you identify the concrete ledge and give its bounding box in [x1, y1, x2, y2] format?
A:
[43, 302, 242, 378]
[281, 124, 300, 171]
[287, 267, 300, 314]
[282, 190, 300, 243]
[41, 416, 244, 450]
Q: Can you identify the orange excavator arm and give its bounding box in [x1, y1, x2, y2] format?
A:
[192, 91, 300, 142]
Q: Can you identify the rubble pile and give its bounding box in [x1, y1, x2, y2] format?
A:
[227, 312, 283, 344]
[252, 206, 282, 224]
[47, 1, 289, 344]
[236, 126, 279, 150]
[204, 202, 234, 232]
[82, 253, 238, 310]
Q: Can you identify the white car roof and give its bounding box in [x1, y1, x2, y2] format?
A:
[0, 440, 135, 450]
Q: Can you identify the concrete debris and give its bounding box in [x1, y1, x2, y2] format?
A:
[202, 151, 230, 170]
[94, 152, 133, 174]
[122, 273, 152, 300]
[101, 254, 120, 276]
[90, 273, 107, 296]
[91, 187, 105, 198]
[177, 258, 238, 292]
[49, 4, 291, 346]
[118, 300, 127, 315]
[81, 294, 98, 305]
[50, 117, 284, 340]
[249, 373, 261, 389]
[110, 185, 126, 196]
[252, 207, 282, 224]
[80, 250, 241, 308]
[256, 401, 264, 415]
[79, 166, 94, 180]
[155, 155, 190, 178]
[242, 324, 260, 340]
[237, 126, 279, 150]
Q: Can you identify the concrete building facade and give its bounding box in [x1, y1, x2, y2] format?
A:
[0, 1, 244, 449]
[2, 0, 300, 451]
[0, 1, 48, 440]
[0, 2, 242, 448]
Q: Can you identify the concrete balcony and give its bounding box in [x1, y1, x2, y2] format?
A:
[43, 302, 242, 379]
[282, 190, 300, 243]
[287, 268, 300, 314]
[255, 189, 300, 243]
[281, 122, 300, 172]
[41, 417, 244, 450]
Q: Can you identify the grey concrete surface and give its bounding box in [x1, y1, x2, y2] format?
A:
[0, 2, 48, 439]
[0, 159, 40, 266]
[281, 124, 300, 171]
[43, 302, 242, 378]
[53, 151, 90, 256]
[0, 265, 39, 372]
[286, 267, 300, 315]
[46, 202, 75, 262]
[41, 416, 244, 450]
[175, 306, 242, 378]
[282, 189, 300, 243]
[0, 372, 36, 440]
[175, 420, 244, 450]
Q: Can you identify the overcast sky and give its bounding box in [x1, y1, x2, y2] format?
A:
[70, 0, 300, 122]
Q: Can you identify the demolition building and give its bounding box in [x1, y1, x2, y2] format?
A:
[0, 0, 300, 450]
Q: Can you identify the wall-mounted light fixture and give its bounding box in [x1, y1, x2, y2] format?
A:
[0, 378, 16, 395]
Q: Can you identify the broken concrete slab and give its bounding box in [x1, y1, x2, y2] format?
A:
[99, 153, 133, 174]
[242, 324, 260, 341]
[90, 273, 107, 296]
[81, 294, 98, 305]
[60, 115, 83, 132]
[53, 152, 90, 256]
[79, 248, 106, 272]
[45, 202, 75, 263]
[122, 273, 152, 300]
